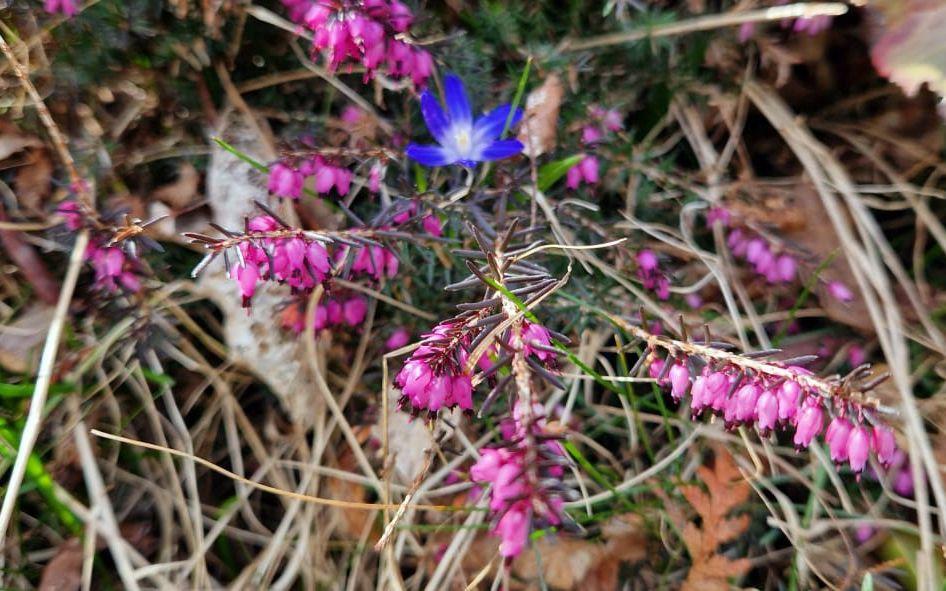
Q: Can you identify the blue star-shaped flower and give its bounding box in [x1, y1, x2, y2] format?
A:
[406, 74, 524, 167]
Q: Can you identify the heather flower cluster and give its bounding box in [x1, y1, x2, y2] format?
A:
[44, 0, 77, 17]
[395, 319, 475, 415]
[268, 157, 353, 200]
[647, 349, 898, 474]
[726, 227, 797, 285]
[59, 201, 144, 294]
[636, 249, 671, 300]
[567, 104, 622, 189]
[470, 403, 568, 558]
[280, 295, 369, 332]
[281, 0, 434, 86]
[186, 212, 400, 307]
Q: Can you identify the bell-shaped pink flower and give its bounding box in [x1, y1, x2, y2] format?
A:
[343, 297, 368, 326]
[668, 363, 690, 401]
[793, 402, 824, 449]
[777, 381, 802, 421]
[826, 417, 853, 463]
[756, 389, 779, 432]
[268, 163, 304, 199]
[847, 426, 871, 472]
[496, 503, 530, 558]
[872, 426, 897, 467]
[385, 328, 410, 351]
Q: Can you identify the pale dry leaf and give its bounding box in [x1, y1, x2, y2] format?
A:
[0, 123, 42, 162]
[197, 113, 319, 425]
[517, 74, 564, 158]
[371, 391, 435, 485]
[461, 513, 646, 590]
[869, 0, 946, 100]
[0, 303, 54, 374]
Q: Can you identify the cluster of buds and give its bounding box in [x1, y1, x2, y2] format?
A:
[186, 204, 405, 307]
[567, 104, 622, 190]
[268, 157, 353, 200]
[58, 201, 148, 294]
[281, 0, 434, 86]
[395, 320, 475, 415]
[44, 0, 77, 16]
[280, 295, 369, 333]
[726, 227, 797, 285]
[471, 403, 571, 558]
[636, 249, 671, 300]
[639, 323, 899, 474]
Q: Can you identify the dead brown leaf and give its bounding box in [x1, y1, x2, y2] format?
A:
[38, 538, 83, 591]
[517, 74, 564, 158]
[151, 161, 200, 209]
[0, 304, 54, 374]
[677, 448, 752, 591]
[13, 148, 53, 211]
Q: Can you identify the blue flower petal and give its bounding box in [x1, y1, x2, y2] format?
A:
[406, 144, 455, 167]
[443, 74, 472, 126]
[479, 139, 524, 162]
[420, 91, 449, 144]
[473, 104, 522, 143]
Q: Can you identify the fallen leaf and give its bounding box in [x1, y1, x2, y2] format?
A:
[13, 148, 53, 211]
[461, 513, 646, 590]
[517, 74, 564, 158]
[677, 447, 752, 591]
[38, 538, 83, 591]
[197, 113, 318, 425]
[0, 121, 42, 161]
[869, 0, 946, 101]
[0, 304, 54, 374]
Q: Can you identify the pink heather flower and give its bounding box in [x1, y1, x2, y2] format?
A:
[231, 263, 259, 305]
[637, 250, 659, 272]
[775, 255, 797, 283]
[350, 244, 399, 280]
[826, 417, 853, 463]
[385, 328, 410, 351]
[248, 215, 279, 232]
[369, 165, 382, 193]
[495, 503, 530, 558]
[87, 244, 142, 294]
[685, 293, 703, 309]
[855, 524, 875, 543]
[847, 426, 871, 473]
[827, 280, 854, 303]
[58, 201, 84, 230]
[422, 214, 443, 237]
[268, 163, 304, 199]
[581, 125, 604, 145]
[566, 155, 599, 189]
[706, 207, 730, 226]
[848, 345, 867, 367]
[45, 0, 78, 16]
[521, 321, 555, 362]
[872, 426, 897, 467]
[793, 401, 824, 449]
[777, 381, 802, 421]
[756, 389, 779, 433]
[668, 363, 690, 401]
[342, 297, 368, 326]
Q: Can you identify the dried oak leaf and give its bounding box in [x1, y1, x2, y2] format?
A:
[677, 448, 751, 591]
[869, 0, 946, 101]
[517, 74, 564, 158]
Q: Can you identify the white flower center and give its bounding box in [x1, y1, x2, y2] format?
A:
[454, 129, 471, 153]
